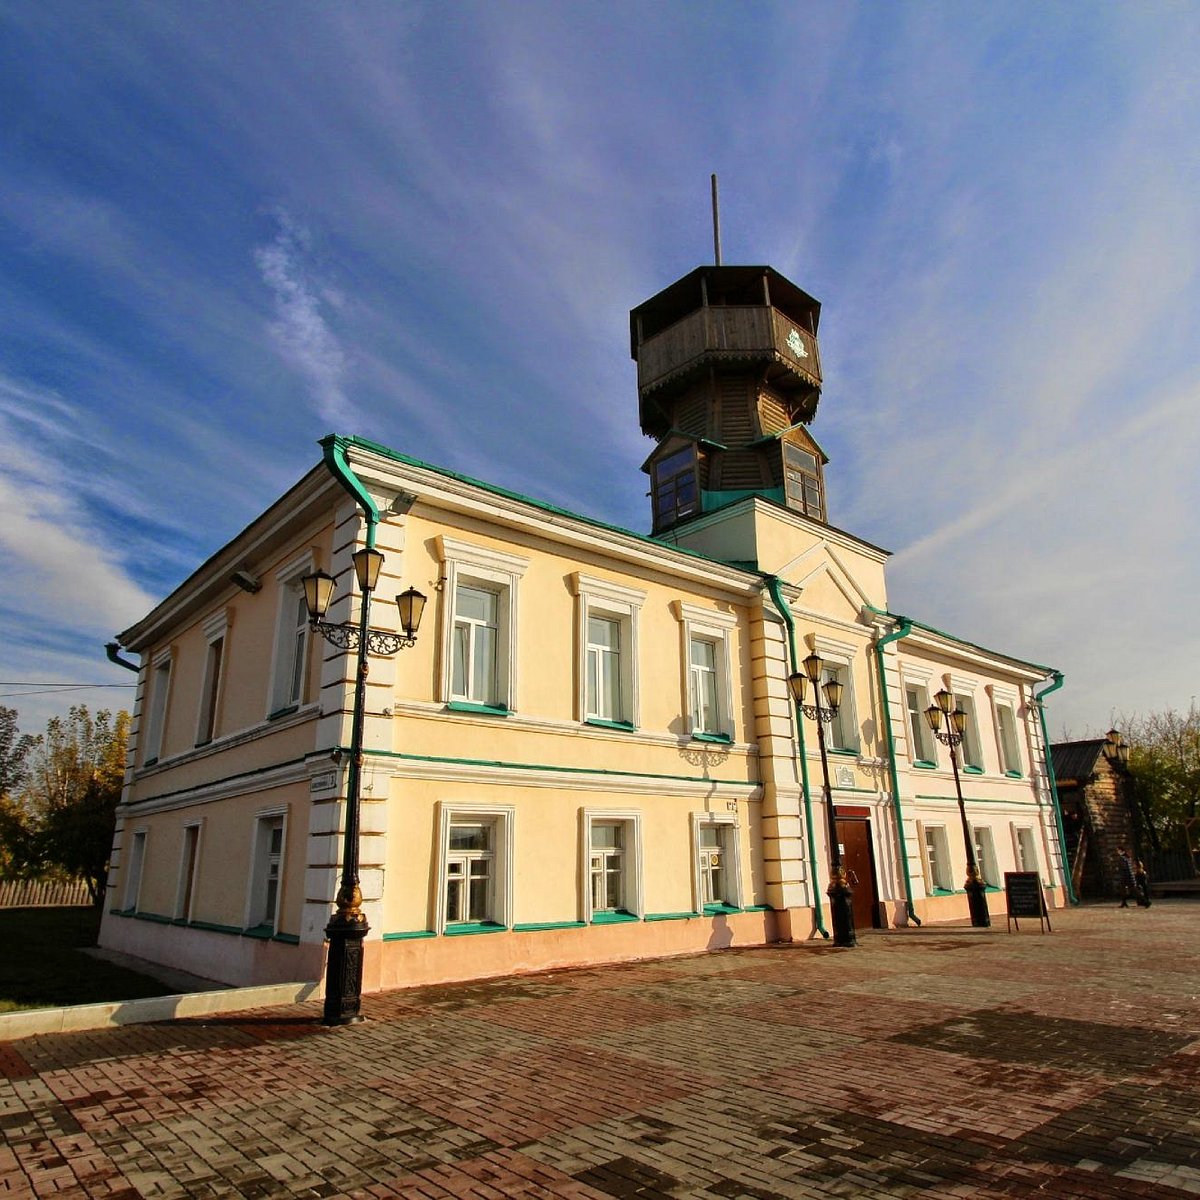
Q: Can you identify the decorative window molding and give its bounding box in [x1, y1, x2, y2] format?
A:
[571, 573, 645, 728]
[810, 635, 859, 753]
[1012, 824, 1042, 881]
[434, 802, 515, 934]
[580, 808, 644, 922]
[691, 811, 743, 913]
[673, 601, 737, 740]
[987, 685, 1024, 776]
[972, 824, 999, 888]
[175, 820, 203, 922]
[245, 806, 288, 933]
[436, 537, 529, 712]
[918, 821, 953, 893]
[267, 552, 317, 718]
[903, 678, 936, 765]
[124, 828, 149, 912]
[195, 609, 230, 746]
[954, 692, 984, 771]
[142, 650, 174, 765]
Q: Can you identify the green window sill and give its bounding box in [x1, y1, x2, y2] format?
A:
[644, 911, 700, 922]
[828, 746, 858, 757]
[585, 718, 636, 732]
[142, 757, 159, 768]
[268, 704, 299, 721]
[446, 700, 509, 717]
[1004, 770, 1023, 779]
[188, 919, 244, 936]
[962, 764, 984, 775]
[513, 921, 587, 932]
[691, 730, 732, 745]
[984, 885, 1000, 893]
[703, 902, 742, 916]
[272, 932, 300, 945]
[382, 930, 436, 941]
[744, 904, 775, 913]
[912, 760, 937, 770]
[444, 921, 506, 936]
[242, 924, 275, 940]
[590, 910, 639, 925]
[931, 888, 956, 896]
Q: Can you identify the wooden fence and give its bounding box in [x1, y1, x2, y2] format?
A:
[0, 878, 92, 908]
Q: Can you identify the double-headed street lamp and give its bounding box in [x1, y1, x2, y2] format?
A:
[788, 651, 855, 947]
[302, 547, 426, 1026]
[923, 689, 990, 927]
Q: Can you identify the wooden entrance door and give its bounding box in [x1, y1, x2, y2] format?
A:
[836, 817, 880, 930]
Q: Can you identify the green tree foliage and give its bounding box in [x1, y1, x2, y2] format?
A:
[21, 706, 130, 906]
[1123, 702, 1200, 856]
[0, 707, 38, 878]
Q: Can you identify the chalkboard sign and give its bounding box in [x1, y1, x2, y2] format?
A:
[1004, 871, 1051, 933]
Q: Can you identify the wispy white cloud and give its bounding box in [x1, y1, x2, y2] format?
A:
[254, 211, 357, 427]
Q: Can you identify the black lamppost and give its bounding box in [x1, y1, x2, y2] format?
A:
[924, 689, 990, 927]
[302, 548, 426, 1026]
[789, 652, 855, 947]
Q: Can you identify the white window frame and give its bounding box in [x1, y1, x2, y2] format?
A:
[947, 680, 983, 770]
[902, 666, 936, 765]
[989, 686, 1023, 776]
[124, 828, 148, 911]
[919, 821, 953, 893]
[673, 601, 737, 740]
[690, 811, 743, 912]
[1012, 823, 1042, 878]
[195, 609, 229, 746]
[142, 650, 173, 764]
[580, 809, 643, 921]
[570, 574, 645, 728]
[436, 537, 529, 712]
[434, 803, 515, 933]
[175, 820, 203, 921]
[972, 824, 999, 888]
[245, 806, 288, 933]
[268, 552, 316, 717]
[810, 636, 859, 753]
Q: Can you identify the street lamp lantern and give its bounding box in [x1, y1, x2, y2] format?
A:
[790, 651, 855, 947]
[923, 692, 990, 927]
[1103, 728, 1130, 766]
[300, 549, 425, 1026]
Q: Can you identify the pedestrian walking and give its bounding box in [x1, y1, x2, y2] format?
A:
[1135, 859, 1153, 907]
[1117, 846, 1136, 907]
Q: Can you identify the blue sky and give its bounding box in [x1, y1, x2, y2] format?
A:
[1, 1, 1197, 740]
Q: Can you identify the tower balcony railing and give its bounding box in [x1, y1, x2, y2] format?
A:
[637, 305, 821, 393]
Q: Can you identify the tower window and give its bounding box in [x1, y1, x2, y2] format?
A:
[652, 445, 698, 528]
[783, 443, 825, 521]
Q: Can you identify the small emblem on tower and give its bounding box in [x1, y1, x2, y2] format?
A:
[786, 328, 808, 359]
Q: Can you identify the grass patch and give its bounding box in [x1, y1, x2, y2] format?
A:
[0, 906, 173, 1012]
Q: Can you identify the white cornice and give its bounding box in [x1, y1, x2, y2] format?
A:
[898, 627, 1051, 683]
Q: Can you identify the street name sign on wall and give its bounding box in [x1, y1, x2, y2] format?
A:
[1004, 871, 1051, 934]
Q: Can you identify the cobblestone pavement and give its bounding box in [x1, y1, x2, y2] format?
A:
[2, 901, 1198, 1199]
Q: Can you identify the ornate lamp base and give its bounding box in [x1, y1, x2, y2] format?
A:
[323, 914, 369, 1026]
[964, 871, 991, 928]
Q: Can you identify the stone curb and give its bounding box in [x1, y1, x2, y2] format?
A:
[0, 980, 320, 1041]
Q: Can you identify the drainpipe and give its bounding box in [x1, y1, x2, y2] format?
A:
[1032, 671, 1077, 905]
[321, 434, 380, 547]
[870, 613, 921, 926]
[105, 642, 139, 673]
[766, 576, 829, 939]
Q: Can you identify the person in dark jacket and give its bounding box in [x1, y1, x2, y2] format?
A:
[1117, 846, 1136, 907]
[1135, 859, 1152, 907]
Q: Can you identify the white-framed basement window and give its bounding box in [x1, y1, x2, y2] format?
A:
[672, 601, 737, 742]
[246, 807, 287, 933]
[972, 824, 999, 888]
[175, 820, 203, 921]
[142, 650, 173, 765]
[1012, 823, 1041, 875]
[124, 828, 148, 912]
[810, 636, 860, 753]
[691, 811, 744, 913]
[435, 803, 515, 933]
[580, 809, 643, 922]
[195, 609, 229, 746]
[919, 822, 953, 893]
[436, 537, 529, 714]
[268, 552, 316, 718]
[570, 574, 645, 729]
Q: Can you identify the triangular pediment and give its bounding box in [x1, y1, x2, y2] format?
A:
[777, 540, 877, 622]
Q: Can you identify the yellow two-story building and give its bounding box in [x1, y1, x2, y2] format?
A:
[100, 262, 1068, 991]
